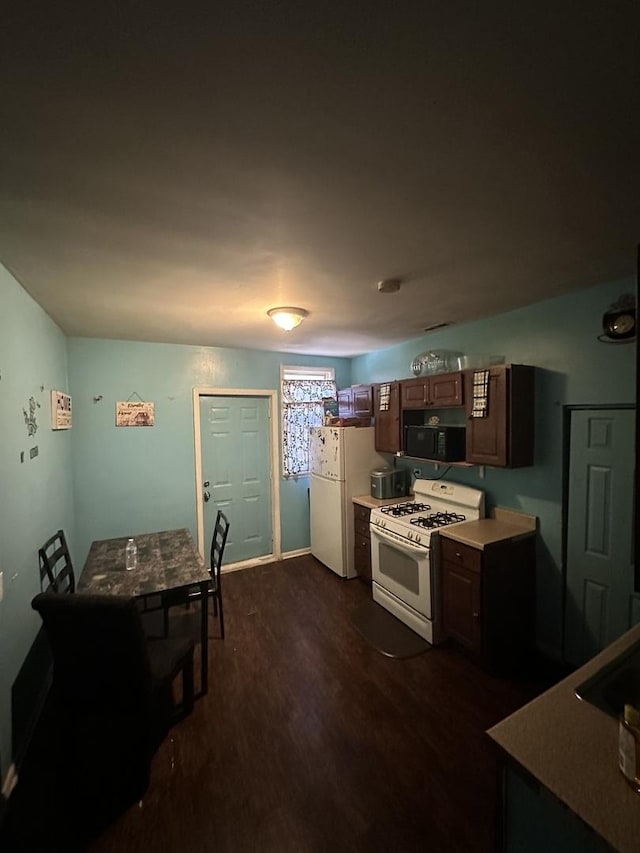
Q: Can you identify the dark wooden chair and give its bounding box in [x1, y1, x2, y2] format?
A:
[38, 529, 75, 593]
[30, 592, 195, 824]
[163, 510, 230, 639]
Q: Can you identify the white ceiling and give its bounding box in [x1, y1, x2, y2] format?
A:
[1, 2, 639, 357]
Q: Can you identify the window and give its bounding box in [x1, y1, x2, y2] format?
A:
[281, 365, 336, 476]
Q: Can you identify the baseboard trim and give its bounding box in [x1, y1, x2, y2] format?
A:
[281, 547, 312, 560]
[221, 548, 312, 574]
[222, 554, 277, 574]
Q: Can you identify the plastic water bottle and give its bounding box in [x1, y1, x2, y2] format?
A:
[125, 538, 137, 571]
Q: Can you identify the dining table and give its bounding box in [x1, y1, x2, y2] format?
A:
[78, 527, 211, 694]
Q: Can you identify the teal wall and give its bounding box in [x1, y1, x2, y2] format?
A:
[67, 338, 351, 566]
[352, 277, 636, 658]
[0, 264, 74, 786]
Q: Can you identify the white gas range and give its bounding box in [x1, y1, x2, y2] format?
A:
[370, 479, 485, 644]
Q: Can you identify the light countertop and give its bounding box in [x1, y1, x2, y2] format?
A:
[352, 494, 411, 509]
[488, 623, 640, 852]
[439, 506, 537, 550]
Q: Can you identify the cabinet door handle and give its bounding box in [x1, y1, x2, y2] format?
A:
[455, 552, 462, 559]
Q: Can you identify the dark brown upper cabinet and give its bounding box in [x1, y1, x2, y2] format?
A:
[463, 365, 535, 467]
[373, 381, 401, 454]
[338, 384, 373, 425]
[352, 385, 373, 419]
[400, 372, 464, 409]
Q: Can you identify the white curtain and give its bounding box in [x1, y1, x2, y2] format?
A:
[281, 378, 336, 476]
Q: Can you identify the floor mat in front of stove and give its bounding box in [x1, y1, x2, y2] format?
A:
[350, 600, 431, 659]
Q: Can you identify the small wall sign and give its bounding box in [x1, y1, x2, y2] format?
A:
[116, 400, 155, 427]
[51, 390, 72, 430]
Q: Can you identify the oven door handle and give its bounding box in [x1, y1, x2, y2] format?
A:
[370, 526, 428, 555]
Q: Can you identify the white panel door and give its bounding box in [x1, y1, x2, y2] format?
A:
[564, 408, 637, 665]
[200, 396, 272, 564]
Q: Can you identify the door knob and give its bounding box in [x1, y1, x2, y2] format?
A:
[203, 480, 210, 487]
[204, 490, 211, 503]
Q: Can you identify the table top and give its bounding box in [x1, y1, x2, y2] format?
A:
[78, 527, 210, 598]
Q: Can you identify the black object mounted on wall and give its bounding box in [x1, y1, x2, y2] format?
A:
[599, 293, 636, 343]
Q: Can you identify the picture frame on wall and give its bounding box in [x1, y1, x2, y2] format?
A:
[115, 400, 155, 427]
[51, 390, 72, 430]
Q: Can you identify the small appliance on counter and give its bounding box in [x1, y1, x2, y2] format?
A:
[370, 467, 410, 500]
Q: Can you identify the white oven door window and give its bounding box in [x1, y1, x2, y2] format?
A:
[371, 531, 432, 619]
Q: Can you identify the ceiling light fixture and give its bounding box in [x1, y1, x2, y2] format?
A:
[267, 306, 308, 331]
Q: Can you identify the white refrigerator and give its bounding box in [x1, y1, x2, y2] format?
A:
[310, 426, 385, 578]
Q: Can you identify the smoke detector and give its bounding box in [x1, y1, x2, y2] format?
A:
[377, 278, 402, 293]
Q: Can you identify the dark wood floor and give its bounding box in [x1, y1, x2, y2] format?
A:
[3, 556, 554, 852]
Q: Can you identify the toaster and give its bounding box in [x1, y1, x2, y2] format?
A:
[370, 467, 410, 500]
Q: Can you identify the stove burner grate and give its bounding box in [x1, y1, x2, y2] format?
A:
[410, 511, 467, 529]
[380, 502, 431, 517]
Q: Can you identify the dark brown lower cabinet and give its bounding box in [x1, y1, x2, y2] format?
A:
[353, 504, 372, 582]
[439, 533, 536, 671]
[442, 558, 482, 655]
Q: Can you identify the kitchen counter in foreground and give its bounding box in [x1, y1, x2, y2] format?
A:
[488, 623, 640, 852]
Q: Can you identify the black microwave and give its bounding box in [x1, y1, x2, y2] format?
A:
[404, 425, 466, 462]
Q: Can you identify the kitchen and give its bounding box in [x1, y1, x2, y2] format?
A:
[1, 2, 639, 849]
[1, 261, 636, 850]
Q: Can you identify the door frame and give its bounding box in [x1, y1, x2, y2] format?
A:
[193, 387, 281, 569]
